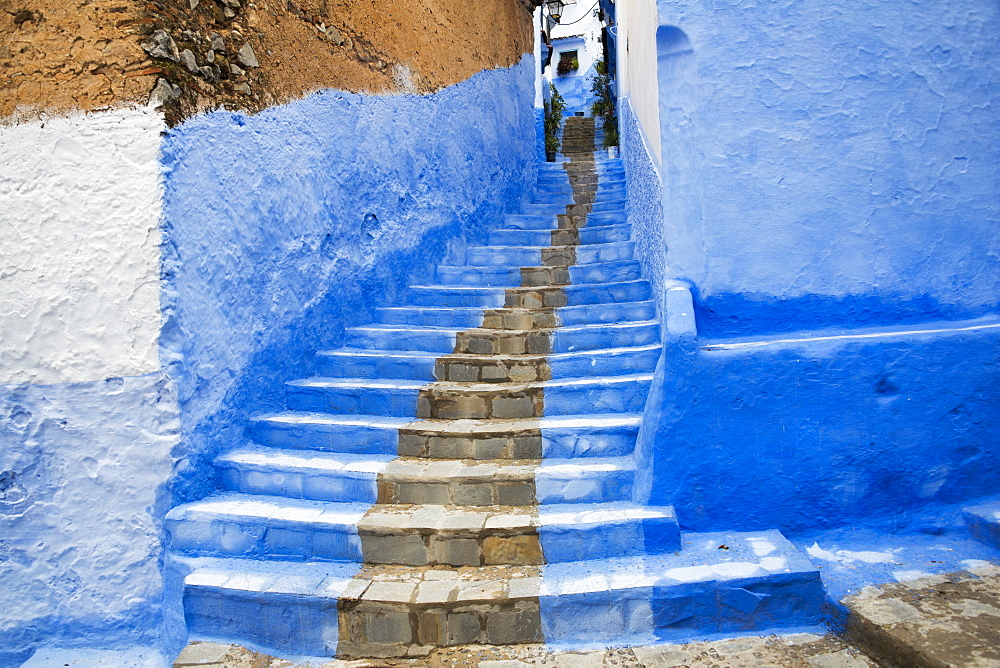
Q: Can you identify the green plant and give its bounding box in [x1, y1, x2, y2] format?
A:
[544, 83, 566, 156]
[556, 53, 579, 76]
[590, 60, 619, 148]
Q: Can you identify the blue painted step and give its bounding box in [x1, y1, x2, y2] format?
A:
[344, 320, 658, 354]
[437, 260, 645, 287]
[488, 224, 631, 247]
[249, 412, 643, 459]
[374, 299, 656, 329]
[536, 457, 636, 504]
[964, 499, 1000, 549]
[166, 492, 367, 561]
[501, 210, 626, 230]
[538, 503, 680, 562]
[539, 530, 824, 646]
[217, 446, 391, 503]
[548, 344, 661, 378]
[285, 377, 425, 417]
[465, 241, 635, 267]
[249, 412, 407, 455]
[176, 556, 356, 656]
[285, 372, 652, 418]
[315, 348, 438, 380]
[404, 279, 650, 308]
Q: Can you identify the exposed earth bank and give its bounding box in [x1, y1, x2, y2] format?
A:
[0, 0, 534, 124]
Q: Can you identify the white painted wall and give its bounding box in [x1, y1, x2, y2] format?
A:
[615, 0, 661, 163]
[0, 108, 165, 385]
[545, 0, 605, 112]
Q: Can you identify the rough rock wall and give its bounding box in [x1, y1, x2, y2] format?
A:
[1, 0, 534, 124]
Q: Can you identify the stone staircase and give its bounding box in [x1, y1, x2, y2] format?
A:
[560, 115, 596, 154]
[165, 118, 825, 658]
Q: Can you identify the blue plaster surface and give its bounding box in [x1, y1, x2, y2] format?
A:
[641, 317, 1000, 532]
[0, 375, 180, 660]
[539, 530, 825, 648]
[791, 503, 1000, 607]
[620, 98, 667, 326]
[653, 0, 1000, 334]
[159, 56, 537, 506]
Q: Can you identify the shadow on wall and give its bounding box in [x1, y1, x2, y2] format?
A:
[159, 56, 537, 506]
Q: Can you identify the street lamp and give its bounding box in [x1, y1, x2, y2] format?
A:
[546, 0, 565, 22]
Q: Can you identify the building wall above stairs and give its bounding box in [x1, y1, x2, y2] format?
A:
[647, 0, 1000, 335]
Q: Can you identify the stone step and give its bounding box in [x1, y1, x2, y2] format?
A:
[375, 299, 655, 329]
[345, 318, 657, 356]
[251, 411, 642, 460]
[535, 183, 625, 198]
[176, 556, 355, 656]
[435, 259, 641, 288]
[216, 446, 390, 504]
[285, 372, 652, 419]
[465, 241, 634, 267]
[530, 192, 625, 208]
[500, 210, 626, 230]
[397, 413, 642, 460]
[336, 564, 544, 659]
[165, 492, 367, 561]
[435, 342, 660, 383]
[375, 456, 635, 506]
[963, 498, 1000, 549]
[357, 502, 679, 567]
[405, 278, 650, 309]
[414, 373, 652, 419]
[539, 530, 824, 646]
[455, 320, 660, 354]
[488, 224, 631, 247]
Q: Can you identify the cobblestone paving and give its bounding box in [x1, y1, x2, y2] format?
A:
[173, 633, 875, 668]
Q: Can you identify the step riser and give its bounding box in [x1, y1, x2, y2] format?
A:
[219, 465, 380, 505]
[505, 282, 651, 308]
[417, 386, 544, 420]
[378, 476, 537, 507]
[536, 467, 635, 504]
[406, 282, 650, 309]
[377, 300, 653, 329]
[337, 598, 542, 659]
[346, 328, 456, 352]
[452, 324, 659, 355]
[359, 529, 543, 567]
[377, 308, 484, 327]
[250, 419, 399, 455]
[550, 347, 660, 377]
[538, 515, 681, 563]
[167, 516, 363, 562]
[501, 212, 626, 230]
[408, 291, 506, 308]
[539, 574, 825, 645]
[489, 226, 630, 247]
[316, 355, 437, 380]
[287, 384, 421, 417]
[436, 357, 550, 383]
[185, 588, 339, 657]
[251, 419, 639, 459]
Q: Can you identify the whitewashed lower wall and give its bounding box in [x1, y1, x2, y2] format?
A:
[0, 108, 165, 385]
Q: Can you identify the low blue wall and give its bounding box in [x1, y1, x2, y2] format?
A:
[160, 56, 537, 505]
[0, 375, 180, 664]
[640, 320, 1000, 533]
[654, 0, 1000, 335]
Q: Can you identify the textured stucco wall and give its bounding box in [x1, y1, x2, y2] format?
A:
[0, 109, 165, 385]
[161, 56, 538, 505]
[654, 0, 1000, 334]
[620, 98, 667, 322]
[0, 108, 181, 663]
[0, 375, 180, 662]
[641, 320, 1000, 533]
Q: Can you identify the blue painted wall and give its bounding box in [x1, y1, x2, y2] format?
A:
[0, 375, 179, 664]
[639, 320, 1000, 534]
[653, 0, 1000, 336]
[160, 56, 537, 506]
[620, 1, 1000, 534]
